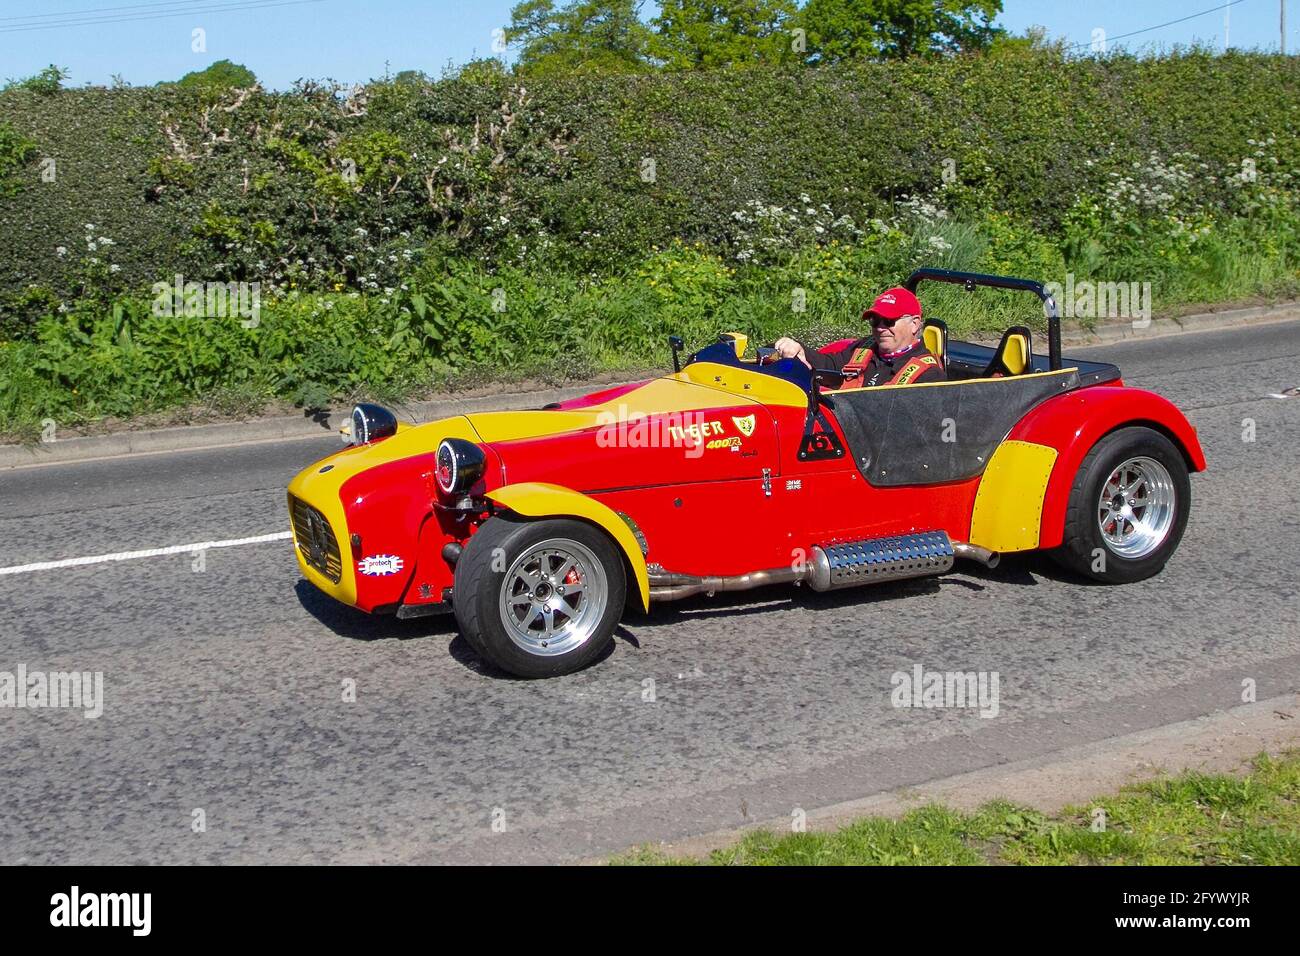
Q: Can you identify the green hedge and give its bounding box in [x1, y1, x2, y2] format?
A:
[2, 48, 1298, 438]
[2, 47, 1297, 327]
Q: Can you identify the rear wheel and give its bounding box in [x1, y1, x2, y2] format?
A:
[1052, 426, 1191, 583]
[454, 514, 626, 678]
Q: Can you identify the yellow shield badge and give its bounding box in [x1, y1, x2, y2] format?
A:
[731, 414, 756, 437]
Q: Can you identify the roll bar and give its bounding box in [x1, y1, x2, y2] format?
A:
[904, 268, 1062, 371]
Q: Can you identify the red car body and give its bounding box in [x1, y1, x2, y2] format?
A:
[286, 269, 1204, 675]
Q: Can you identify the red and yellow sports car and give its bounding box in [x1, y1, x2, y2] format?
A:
[288, 269, 1204, 677]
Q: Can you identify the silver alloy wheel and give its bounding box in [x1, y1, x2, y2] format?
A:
[1097, 456, 1177, 560]
[498, 538, 609, 657]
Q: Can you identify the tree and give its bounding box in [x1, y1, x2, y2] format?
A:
[507, 0, 655, 75]
[651, 0, 799, 70]
[800, 0, 1004, 62]
[175, 59, 258, 89]
[4, 65, 69, 94]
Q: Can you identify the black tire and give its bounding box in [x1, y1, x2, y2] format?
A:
[1051, 425, 1191, 583]
[453, 514, 626, 678]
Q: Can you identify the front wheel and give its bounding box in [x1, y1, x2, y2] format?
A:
[454, 514, 626, 678]
[1052, 426, 1191, 583]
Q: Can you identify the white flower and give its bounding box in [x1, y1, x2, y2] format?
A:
[55, 246, 67, 258]
[109, 264, 121, 273]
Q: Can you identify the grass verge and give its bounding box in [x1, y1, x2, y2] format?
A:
[613, 751, 1300, 865]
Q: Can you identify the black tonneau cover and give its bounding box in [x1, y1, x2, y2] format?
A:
[945, 339, 1121, 387]
[822, 365, 1088, 487]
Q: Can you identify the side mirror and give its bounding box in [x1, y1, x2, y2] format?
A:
[668, 335, 684, 373]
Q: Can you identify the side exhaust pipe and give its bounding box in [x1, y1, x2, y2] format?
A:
[648, 532, 998, 603]
[648, 566, 803, 601]
[952, 542, 1000, 568]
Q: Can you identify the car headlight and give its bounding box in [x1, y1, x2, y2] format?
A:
[343, 403, 398, 446]
[436, 438, 486, 495]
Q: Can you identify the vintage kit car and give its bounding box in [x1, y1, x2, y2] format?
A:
[288, 269, 1205, 677]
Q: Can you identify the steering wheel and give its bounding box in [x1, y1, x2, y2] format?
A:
[758, 343, 854, 384]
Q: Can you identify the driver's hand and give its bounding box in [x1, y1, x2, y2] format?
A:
[773, 337, 810, 367]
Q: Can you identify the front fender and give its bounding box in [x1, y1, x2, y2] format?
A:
[1008, 386, 1206, 550]
[485, 482, 651, 611]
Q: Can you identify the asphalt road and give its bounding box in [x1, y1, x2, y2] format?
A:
[2, 319, 1299, 864]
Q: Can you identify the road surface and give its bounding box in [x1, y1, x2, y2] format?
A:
[2, 319, 1298, 863]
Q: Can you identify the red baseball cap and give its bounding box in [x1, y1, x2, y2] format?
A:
[863, 287, 922, 322]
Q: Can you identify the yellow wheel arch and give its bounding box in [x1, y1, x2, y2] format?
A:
[484, 482, 651, 611]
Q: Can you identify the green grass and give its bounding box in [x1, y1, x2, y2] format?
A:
[3, 203, 1297, 444]
[613, 752, 1300, 866]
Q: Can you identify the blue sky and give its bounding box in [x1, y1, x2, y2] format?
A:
[0, 1, 1292, 89]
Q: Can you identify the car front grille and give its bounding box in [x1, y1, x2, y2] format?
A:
[289, 495, 343, 583]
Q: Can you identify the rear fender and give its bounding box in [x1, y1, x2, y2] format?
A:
[485, 482, 651, 611]
[1007, 386, 1206, 550]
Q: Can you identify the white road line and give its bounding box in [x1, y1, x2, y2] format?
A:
[0, 531, 293, 576]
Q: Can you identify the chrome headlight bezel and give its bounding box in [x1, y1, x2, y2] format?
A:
[345, 403, 398, 446]
[436, 438, 486, 495]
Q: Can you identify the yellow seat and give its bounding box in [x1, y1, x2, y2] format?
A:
[1002, 333, 1028, 374]
[922, 319, 948, 371]
[985, 326, 1033, 377]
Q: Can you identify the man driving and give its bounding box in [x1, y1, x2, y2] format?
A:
[773, 287, 946, 388]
